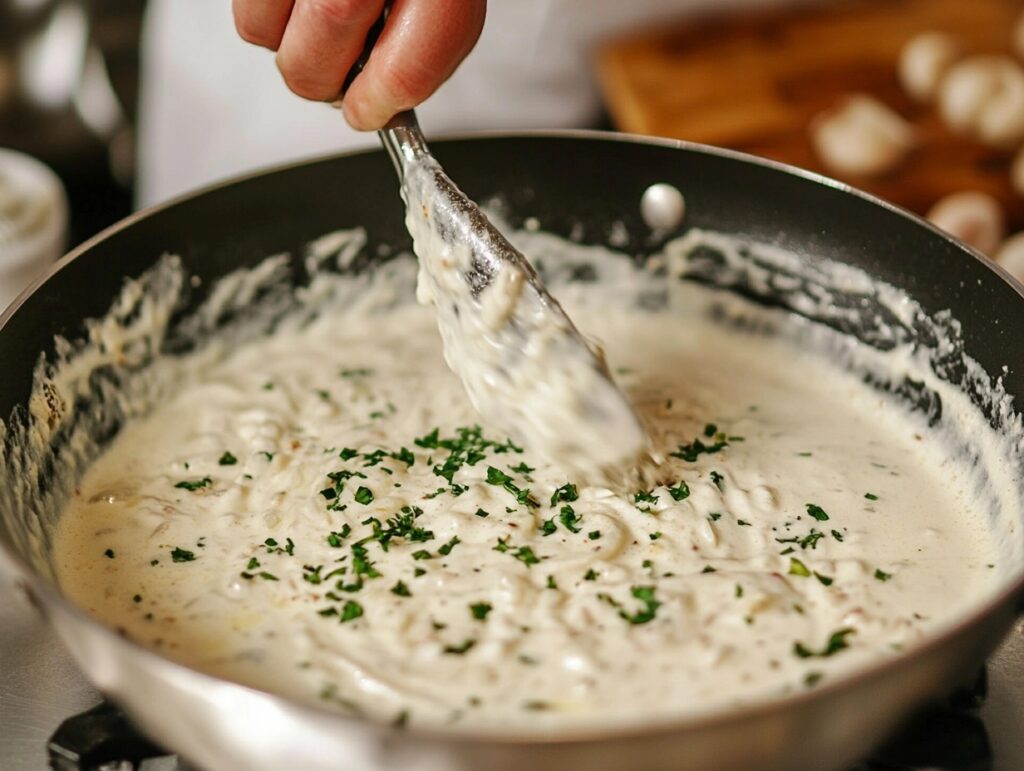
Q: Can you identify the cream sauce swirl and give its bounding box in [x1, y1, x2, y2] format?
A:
[53, 238, 1004, 731]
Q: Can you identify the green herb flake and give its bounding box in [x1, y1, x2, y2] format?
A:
[411, 549, 432, 561]
[709, 512, 722, 522]
[340, 600, 364, 622]
[618, 585, 661, 624]
[559, 505, 582, 533]
[709, 470, 725, 491]
[443, 639, 476, 655]
[103, 548, 115, 559]
[874, 568, 892, 582]
[354, 486, 374, 505]
[864, 492, 879, 501]
[438, 536, 461, 556]
[804, 671, 824, 687]
[546, 575, 558, 590]
[513, 546, 540, 567]
[788, 557, 811, 577]
[805, 503, 830, 522]
[814, 572, 833, 586]
[794, 628, 856, 659]
[668, 481, 690, 501]
[391, 581, 412, 597]
[174, 476, 212, 492]
[584, 568, 599, 581]
[701, 565, 716, 574]
[550, 482, 579, 507]
[170, 547, 196, 563]
[735, 584, 744, 598]
[649, 531, 663, 541]
[470, 602, 492, 620]
[218, 451, 238, 466]
[588, 530, 601, 540]
[670, 435, 728, 462]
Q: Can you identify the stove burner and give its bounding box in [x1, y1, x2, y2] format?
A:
[47, 703, 179, 771]
[47, 671, 991, 771]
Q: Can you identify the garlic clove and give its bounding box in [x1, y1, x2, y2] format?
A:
[899, 32, 962, 103]
[938, 55, 1024, 147]
[810, 95, 914, 177]
[995, 231, 1024, 283]
[926, 191, 1006, 255]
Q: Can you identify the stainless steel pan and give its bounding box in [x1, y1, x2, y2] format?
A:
[1, 131, 1022, 771]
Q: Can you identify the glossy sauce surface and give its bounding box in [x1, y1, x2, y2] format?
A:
[53, 252, 1002, 731]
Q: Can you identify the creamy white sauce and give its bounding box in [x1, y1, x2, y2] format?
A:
[401, 158, 647, 476]
[51, 230, 1009, 732]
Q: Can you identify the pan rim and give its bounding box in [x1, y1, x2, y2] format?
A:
[1, 128, 1023, 748]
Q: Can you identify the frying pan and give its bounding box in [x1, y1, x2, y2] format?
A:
[1, 131, 1023, 771]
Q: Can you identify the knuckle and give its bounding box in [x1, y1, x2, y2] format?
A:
[305, 0, 366, 28]
[285, 74, 336, 101]
[276, 58, 336, 101]
[384, 62, 434, 107]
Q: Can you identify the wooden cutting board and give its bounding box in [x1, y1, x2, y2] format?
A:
[596, 0, 1024, 230]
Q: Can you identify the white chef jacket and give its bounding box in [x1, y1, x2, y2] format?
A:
[137, 0, 796, 207]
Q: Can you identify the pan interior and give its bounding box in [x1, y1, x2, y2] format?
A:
[3, 195, 1022, 733]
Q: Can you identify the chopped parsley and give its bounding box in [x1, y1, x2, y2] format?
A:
[340, 600, 364, 622]
[874, 568, 892, 582]
[391, 581, 412, 597]
[411, 550, 432, 560]
[438, 536, 461, 556]
[864, 492, 879, 501]
[805, 503, 830, 522]
[588, 530, 601, 540]
[794, 628, 855, 658]
[170, 547, 196, 563]
[550, 483, 579, 507]
[670, 434, 728, 462]
[326, 525, 352, 547]
[788, 557, 811, 577]
[218, 451, 237, 466]
[174, 476, 212, 492]
[584, 568, 598, 581]
[486, 466, 537, 507]
[443, 639, 476, 655]
[470, 602, 492, 620]
[474, 508, 489, 518]
[339, 367, 374, 378]
[354, 486, 374, 505]
[558, 505, 582, 533]
[668, 481, 690, 501]
[709, 470, 725, 490]
[603, 585, 661, 625]
[103, 548, 115, 559]
[513, 546, 540, 567]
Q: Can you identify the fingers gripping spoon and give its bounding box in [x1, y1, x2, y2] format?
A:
[344, 10, 647, 476]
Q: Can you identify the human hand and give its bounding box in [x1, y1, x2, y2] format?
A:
[233, 0, 486, 130]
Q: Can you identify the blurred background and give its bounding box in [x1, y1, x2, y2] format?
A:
[3, 0, 1024, 306]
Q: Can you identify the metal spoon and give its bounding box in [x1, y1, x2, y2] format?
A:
[344, 10, 647, 475]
